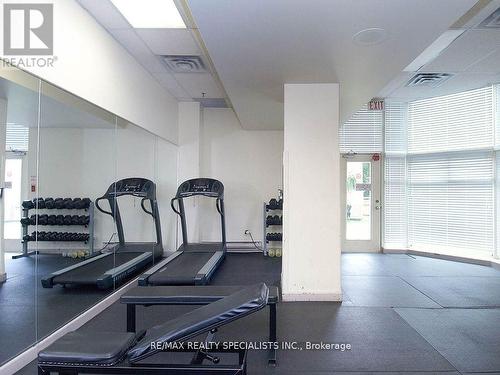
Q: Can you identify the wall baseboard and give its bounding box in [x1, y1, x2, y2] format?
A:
[282, 292, 342, 302]
[383, 248, 495, 267]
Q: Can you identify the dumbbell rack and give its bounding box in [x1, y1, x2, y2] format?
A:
[15, 200, 95, 259]
[262, 201, 282, 257]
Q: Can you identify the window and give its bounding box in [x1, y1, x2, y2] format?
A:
[340, 104, 383, 153]
[6, 123, 29, 152]
[384, 86, 497, 256]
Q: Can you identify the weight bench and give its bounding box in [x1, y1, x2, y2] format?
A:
[38, 283, 269, 375]
[120, 285, 279, 365]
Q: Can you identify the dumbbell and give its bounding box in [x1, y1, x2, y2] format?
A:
[268, 198, 278, 210]
[22, 200, 35, 209]
[45, 198, 56, 209]
[71, 198, 82, 208]
[79, 215, 90, 225]
[29, 215, 37, 225]
[47, 215, 56, 225]
[53, 198, 65, 209]
[278, 216, 283, 225]
[278, 198, 283, 209]
[80, 198, 91, 209]
[63, 215, 73, 225]
[38, 214, 49, 226]
[266, 215, 274, 226]
[62, 198, 73, 209]
[33, 197, 46, 209]
[20, 217, 31, 226]
[55, 215, 64, 225]
[22, 234, 31, 242]
[272, 215, 280, 225]
[71, 215, 80, 225]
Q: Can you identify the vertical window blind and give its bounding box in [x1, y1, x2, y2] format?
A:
[383, 102, 407, 249]
[405, 86, 495, 255]
[6, 123, 29, 152]
[340, 104, 383, 153]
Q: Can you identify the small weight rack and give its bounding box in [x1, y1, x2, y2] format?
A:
[15, 197, 95, 259]
[263, 198, 283, 257]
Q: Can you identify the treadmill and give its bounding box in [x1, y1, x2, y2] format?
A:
[42, 178, 163, 290]
[139, 178, 226, 286]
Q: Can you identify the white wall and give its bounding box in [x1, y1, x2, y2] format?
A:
[282, 83, 341, 301]
[199, 108, 283, 243]
[0, 0, 179, 143]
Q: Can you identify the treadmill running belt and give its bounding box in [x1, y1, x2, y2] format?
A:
[147, 252, 216, 285]
[53, 253, 146, 285]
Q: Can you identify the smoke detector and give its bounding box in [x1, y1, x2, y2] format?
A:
[406, 73, 453, 88]
[162, 55, 206, 73]
[352, 28, 388, 46]
[478, 7, 500, 29]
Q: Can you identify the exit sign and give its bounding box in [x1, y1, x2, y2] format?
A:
[368, 99, 384, 111]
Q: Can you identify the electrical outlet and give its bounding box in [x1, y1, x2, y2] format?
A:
[244, 230, 251, 235]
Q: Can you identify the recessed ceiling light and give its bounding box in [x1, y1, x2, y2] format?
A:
[110, 0, 186, 28]
[352, 28, 388, 46]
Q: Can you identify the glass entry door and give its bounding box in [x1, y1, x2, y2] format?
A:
[341, 154, 381, 252]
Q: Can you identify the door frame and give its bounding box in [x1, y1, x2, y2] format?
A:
[340, 153, 382, 253]
[4, 151, 27, 253]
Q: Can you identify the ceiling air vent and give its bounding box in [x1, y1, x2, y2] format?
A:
[162, 55, 206, 73]
[193, 98, 228, 108]
[478, 7, 500, 29]
[406, 73, 453, 88]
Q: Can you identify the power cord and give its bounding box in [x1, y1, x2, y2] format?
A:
[100, 233, 117, 252]
[246, 230, 263, 252]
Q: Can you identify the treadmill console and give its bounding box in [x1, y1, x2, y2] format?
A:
[110, 178, 156, 198]
[177, 178, 224, 198]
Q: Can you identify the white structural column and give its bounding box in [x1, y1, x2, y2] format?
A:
[177, 102, 201, 243]
[0, 99, 7, 282]
[282, 84, 341, 301]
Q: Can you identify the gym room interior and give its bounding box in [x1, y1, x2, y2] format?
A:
[1, 0, 500, 374]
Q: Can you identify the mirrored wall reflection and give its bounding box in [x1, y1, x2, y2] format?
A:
[35, 81, 119, 342]
[0, 63, 178, 365]
[0, 64, 40, 365]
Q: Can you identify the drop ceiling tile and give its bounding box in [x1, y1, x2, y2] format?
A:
[467, 49, 500, 74]
[174, 73, 223, 98]
[153, 72, 191, 99]
[77, 0, 130, 29]
[109, 29, 166, 73]
[422, 29, 500, 73]
[135, 29, 201, 56]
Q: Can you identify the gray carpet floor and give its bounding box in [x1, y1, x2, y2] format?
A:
[13, 253, 500, 374]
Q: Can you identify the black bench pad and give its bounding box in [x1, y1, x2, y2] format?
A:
[38, 332, 136, 366]
[121, 285, 279, 305]
[128, 283, 269, 362]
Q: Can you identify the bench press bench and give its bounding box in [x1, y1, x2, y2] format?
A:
[120, 285, 279, 365]
[38, 283, 269, 375]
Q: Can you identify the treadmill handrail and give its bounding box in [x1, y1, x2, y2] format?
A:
[195, 251, 225, 283]
[95, 196, 113, 216]
[102, 252, 153, 278]
[41, 253, 112, 287]
[170, 197, 182, 216]
[140, 198, 154, 217]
